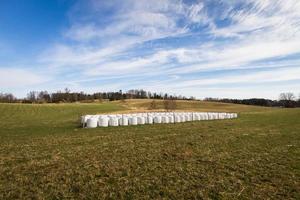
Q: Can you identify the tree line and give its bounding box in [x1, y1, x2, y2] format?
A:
[0, 89, 195, 103]
[1, 90, 299, 108]
[204, 92, 300, 108]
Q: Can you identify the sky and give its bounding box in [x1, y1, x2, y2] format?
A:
[0, 0, 300, 99]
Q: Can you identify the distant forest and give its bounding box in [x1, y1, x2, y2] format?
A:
[0, 89, 195, 103]
[204, 92, 300, 108]
[0, 89, 299, 108]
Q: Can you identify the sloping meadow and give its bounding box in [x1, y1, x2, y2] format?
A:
[0, 101, 299, 199]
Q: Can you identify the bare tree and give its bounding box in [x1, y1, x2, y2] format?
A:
[0, 93, 15, 103]
[279, 92, 295, 101]
[279, 92, 296, 108]
[27, 91, 37, 103]
[37, 91, 51, 103]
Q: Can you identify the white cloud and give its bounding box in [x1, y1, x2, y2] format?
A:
[64, 24, 100, 41]
[176, 67, 300, 88]
[32, 0, 300, 99]
[188, 3, 208, 24]
[65, 0, 189, 42]
[129, 67, 300, 99]
[169, 40, 300, 74]
[0, 68, 46, 89]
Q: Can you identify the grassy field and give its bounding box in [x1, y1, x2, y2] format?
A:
[0, 100, 299, 199]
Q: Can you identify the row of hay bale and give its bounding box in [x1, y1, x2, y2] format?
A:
[81, 112, 238, 128]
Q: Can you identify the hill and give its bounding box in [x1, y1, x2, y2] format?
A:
[0, 100, 299, 199]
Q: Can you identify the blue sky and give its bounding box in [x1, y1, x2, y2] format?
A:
[0, 0, 300, 99]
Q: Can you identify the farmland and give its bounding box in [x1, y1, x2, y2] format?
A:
[0, 100, 299, 199]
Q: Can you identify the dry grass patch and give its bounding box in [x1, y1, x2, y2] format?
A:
[0, 101, 299, 199]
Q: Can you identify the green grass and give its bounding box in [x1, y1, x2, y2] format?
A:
[0, 101, 299, 199]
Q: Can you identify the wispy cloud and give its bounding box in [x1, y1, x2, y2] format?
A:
[174, 67, 300, 88]
[0, 68, 46, 89]
[1, 0, 300, 98]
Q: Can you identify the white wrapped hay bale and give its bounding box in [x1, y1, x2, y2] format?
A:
[119, 117, 128, 126]
[219, 113, 224, 119]
[154, 116, 162, 123]
[162, 116, 169, 123]
[180, 115, 186, 122]
[203, 113, 209, 120]
[82, 111, 238, 128]
[226, 113, 230, 119]
[129, 117, 138, 125]
[214, 113, 219, 119]
[212, 113, 218, 120]
[198, 113, 204, 120]
[116, 114, 122, 118]
[98, 117, 109, 127]
[207, 113, 212, 120]
[109, 117, 119, 126]
[184, 115, 189, 122]
[137, 116, 146, 125]
[225, 113, 229, 119]
[81, 115, 91, 126]
[146, 116, 153, 124]
[224, 113, 229, 119]
[107, 114, 115, 118]
[185, 114, 192, 122]
[194, 113, 200, 121]
[209, 113, 213, 120]
[189, 113, 194, 121]
[191, 113, 195, 121]
[174, 115, 181, 123]
[189, 113, 193, 121]
[86, 118, 98, 128]
[168, 115, 174, 123]
[218, 113, 224, 119]
[125, 114, 133, 119]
